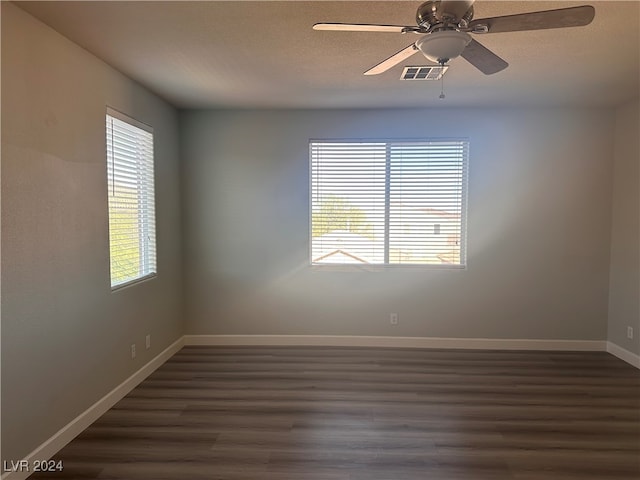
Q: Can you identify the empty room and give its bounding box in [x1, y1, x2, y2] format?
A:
[1, 1, 639, 479]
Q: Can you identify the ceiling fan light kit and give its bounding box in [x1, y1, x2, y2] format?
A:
[416, 30, 471, 64]
[314, 1, 595, 78]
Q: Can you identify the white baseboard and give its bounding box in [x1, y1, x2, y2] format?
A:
[183, 334, 606, 351]
[607, 341, 640, 369]
[0, 337, 185, 480]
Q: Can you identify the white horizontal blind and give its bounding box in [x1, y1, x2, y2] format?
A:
[311, 140, 468, 266]
[106, 110, 156, 288]
[311, 142, 387, 264]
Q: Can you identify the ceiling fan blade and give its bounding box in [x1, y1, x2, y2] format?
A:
[461, 38, 508, 75]
[364, 44, 419, 75]
[439, 0, 475, 21]
[313, 23, 410, 33]
[469, 5, 595, 34]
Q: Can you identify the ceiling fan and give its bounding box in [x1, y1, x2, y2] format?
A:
[313, 1, 595, 75]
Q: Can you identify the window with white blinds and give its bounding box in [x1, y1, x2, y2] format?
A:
[106, 109, 156, 288]
[311, 140, 468, 266]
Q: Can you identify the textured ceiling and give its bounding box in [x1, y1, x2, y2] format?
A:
[15, 1, 640, 109]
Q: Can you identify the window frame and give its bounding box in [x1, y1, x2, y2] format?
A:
[106, 107, 157, 290]
[309, 138, 469, 270]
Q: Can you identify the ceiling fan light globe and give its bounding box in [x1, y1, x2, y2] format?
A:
[416, 30, 472, 63]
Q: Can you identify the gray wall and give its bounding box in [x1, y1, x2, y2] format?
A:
[1, 3, 183, 461]
[608, 100, 640, 354]
[181, 108, 614, 340]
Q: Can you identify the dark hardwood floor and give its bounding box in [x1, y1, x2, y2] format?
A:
[30, 346, 640, 479]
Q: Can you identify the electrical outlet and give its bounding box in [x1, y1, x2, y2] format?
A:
[146, 334, 151, 349]
[131, 344, 136, 359]
[627, 327, 634, 340]
[390, 313, 399, 325]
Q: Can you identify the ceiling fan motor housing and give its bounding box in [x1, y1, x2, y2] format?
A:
[416, 1, 474, 29]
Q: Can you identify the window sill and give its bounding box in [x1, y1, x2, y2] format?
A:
[111, 273, 157, 292]
[309, 264, 466, 272]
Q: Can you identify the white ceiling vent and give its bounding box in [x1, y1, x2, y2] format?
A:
[401, 65, 448, 80]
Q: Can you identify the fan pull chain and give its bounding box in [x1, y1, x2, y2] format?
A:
[439, 61, 446, 99]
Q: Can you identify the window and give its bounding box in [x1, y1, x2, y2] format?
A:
[106, 108, 156, 288]
[311, 140, 468, 266]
